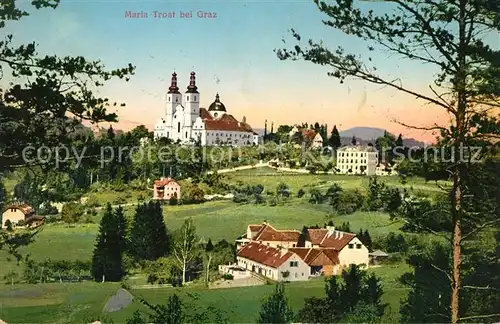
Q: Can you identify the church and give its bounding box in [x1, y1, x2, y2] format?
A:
[154, 72, 259, 146]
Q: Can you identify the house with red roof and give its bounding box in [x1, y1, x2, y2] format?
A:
[305, 226, 369, 267]
[154, 72, 257, 146]
[236, 222, 301, 250]
[237, 242, 310, 281]
[153, 177, 181, 201]
[288, 247, 341, 276]
[1, 203, 44, 229]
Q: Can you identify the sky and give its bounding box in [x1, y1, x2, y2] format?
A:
[4, 0, 483, 142]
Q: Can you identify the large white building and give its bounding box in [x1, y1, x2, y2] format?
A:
[154, 72, 257, 146]
[336, 145, 378, 175]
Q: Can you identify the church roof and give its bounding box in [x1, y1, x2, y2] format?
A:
[199, 108, 253, 132]
[208, 93, 226, 112]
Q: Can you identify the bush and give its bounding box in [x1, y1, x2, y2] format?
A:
[147, 273, 159, 285]
[232, 193, 248, 203]
[113, 195, 127, 205]
[268, 198, 277, 206]
[169, 195, 178, 205]
[222, 273, 234, 280]
[334, 190, 364, 215]
[297, 188, 305, 198]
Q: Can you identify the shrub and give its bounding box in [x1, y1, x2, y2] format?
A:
[222, 273, 234, 280]
[268, 198, 277, 206]
[113, 195, 127, 205]
[169, 195, 178, 206]
[334, 190, 364, 215]
[147, 273, 158, 285]
[232, 193, 248, 203]
[297, 188, 305, 198]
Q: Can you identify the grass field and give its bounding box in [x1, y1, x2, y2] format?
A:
[0, 263, 410, 323]
[1, 168, 427, 323]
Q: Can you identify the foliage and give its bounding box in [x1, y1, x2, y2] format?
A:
[333, 189, 364, 215]
[91, 204, 127, 282]
[173, 218, 199, 284]
[129, 201, 171, 261]
[298, 265, 386, 323]
[60, 202, 85, 224]
[23, 258, 91, 284]
[257, 282, 295, 324]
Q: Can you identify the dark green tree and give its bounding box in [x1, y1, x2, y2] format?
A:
[91, 203, 126, 282]
[276, 1, 500, 321]
[328, 125, 341, 149]
[257, 282, 294, 324]
[351, 135, 357, 146]
[130, 201, 171, 261]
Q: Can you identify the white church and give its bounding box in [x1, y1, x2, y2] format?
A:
[154, 72, 259, 146]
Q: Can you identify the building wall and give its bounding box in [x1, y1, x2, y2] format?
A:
[276, 254, 310, 281]
[237, 256, 280, 280]
[336, 147, 378, 175]
[153, 182, 181, 200]
[338, 237, 369, 267]
[1, 209, 26, 228]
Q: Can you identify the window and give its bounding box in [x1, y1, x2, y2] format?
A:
[175, 97, 178, 102]
[295, 273, 298, 278]
[185, 131, 188, 138]
[356, 244, 362, 249]
[194, 96, 197, 101]
[168, 97, 170, 102]
[348, 244, 354, 249]
[187, 96, 189, 101]
[289, 261, 299, 267]
[177, 122, 180, 133]
[292, 244, 296, 247]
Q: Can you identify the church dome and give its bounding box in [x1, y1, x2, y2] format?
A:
[208, 93, 226, 112]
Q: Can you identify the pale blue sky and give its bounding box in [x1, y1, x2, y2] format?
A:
[6, 0, 493, 141]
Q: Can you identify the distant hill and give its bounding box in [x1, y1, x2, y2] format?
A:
[340, 126, 425, 147]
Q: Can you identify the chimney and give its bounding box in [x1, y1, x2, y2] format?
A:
[339, 232, 343, 239]
[326, 225, 335, 232]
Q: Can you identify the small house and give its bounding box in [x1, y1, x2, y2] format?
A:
[1, 203, 44, 229]
[153, 177, 181, 201]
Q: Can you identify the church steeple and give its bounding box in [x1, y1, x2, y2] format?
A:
[186, 71, 199, 93]
[168, 72, 180, 94]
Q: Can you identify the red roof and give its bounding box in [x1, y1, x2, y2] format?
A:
[199, 108, 253, 132]
[3, 203, 34, 216]
[237, 242, 294, 268]
[302, 129, 317, 140]
[288, 248, 339, 265]
[253, 223, 301, 242]
[306, 229, 356, 250]
[248, 224, 262, 232]
[154, 177, 179, 187]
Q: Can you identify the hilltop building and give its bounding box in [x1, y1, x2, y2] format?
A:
[154, 72, 257, 146]
[153, 177, 181, 201]
[336, 145, 378, 175]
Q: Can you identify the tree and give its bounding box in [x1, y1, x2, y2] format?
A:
[0, 1, 134, 173]
[204, 238, 214, 287]
[60, 202, 85, 224]
[351, 135, 357, 146]
[257, 282, 294, 324]
[173, 218, 199, 284]
[129, 201, 171, 261]
[91, 203, 126, 282]
[276, 2, 500, 321]
[328, 125, 341, 149]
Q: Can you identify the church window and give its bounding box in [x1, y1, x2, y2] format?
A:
[175, 97, 178, 102]
[185, 132, 188, 138]
[194, 96, 197, 101]
[178, 122, 180, 133]
[187, 96, 189, 101]
[168, 97, 170, 102]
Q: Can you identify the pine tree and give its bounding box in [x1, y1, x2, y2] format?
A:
[395, 133, 404, 148]
[351, 135, 357, 146]
[328, 125, 341, 149]
[91, 203, 126, 282]
[130, 201, 170, 261]
[362, 273, 387, 317]
[362, 230, 372, 252]
[257, 282, 294, 324]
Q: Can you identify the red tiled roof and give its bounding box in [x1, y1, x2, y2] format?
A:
[199, 108, 253, 132]
[154, 177, 179, 186]
[237, 242, 294, 268]
[3, 203, 34, 216]
[248, 224, 262, 232]
[302, 129, 317, 140]
[253, 224, 301, 242]
[306, 229, 356, 250]
[199, 108, 213, 120]
[288, 248, 339, 265]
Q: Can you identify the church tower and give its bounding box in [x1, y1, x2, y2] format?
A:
[166, 72, 182, 130]
[183, 72, 200, 140]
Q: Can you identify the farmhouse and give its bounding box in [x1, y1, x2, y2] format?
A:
[1, 203, 44, 229]
[237, 242, 310, 281]
[305, 226, 369, 267]
[153, 177, 181, 201]
[236, 222, 301, 250]
[288, 247, 341, 276]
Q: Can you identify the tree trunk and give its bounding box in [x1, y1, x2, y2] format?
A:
[182, 258, 186, 284]
[206, 254, 212, 287]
